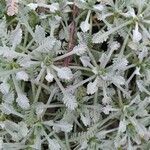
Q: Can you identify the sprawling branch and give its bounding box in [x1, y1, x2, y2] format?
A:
[63, 2, 78, 66]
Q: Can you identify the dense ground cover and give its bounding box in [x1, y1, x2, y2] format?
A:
[0, 0, 150, 149]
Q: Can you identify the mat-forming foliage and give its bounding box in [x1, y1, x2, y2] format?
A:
[0, 0, 150, 149]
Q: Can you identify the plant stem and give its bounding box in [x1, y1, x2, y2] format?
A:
[139, 23, 150, 39]
[65, 133, 71, 150]
[0, 68, 24, 77]
[63, 3, 78, 66]
[68, 75, 96, 91]
[12, 74, 22, 94]
[97, 20, 133, 43]
[54, 51, 74, 61]
[69, 66, 92, 72]
[119, 26, 132, 57]
[34, 71, 45, 103]
[52, 70, 66, 94]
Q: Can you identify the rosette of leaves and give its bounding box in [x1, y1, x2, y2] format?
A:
[0, 0, 149, 149]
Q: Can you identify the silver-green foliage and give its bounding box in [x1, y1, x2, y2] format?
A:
[0, 0, 150, 150]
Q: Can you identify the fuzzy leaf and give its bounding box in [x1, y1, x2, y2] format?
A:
[92, 30, 108, 43]
[10, 25, 22, 48]
[63, 92, 78, 110]
[34, 25, 45, 44]
[35, 37, 57, 53]
[53, 121, 73, 133]
[16, 94, 30, 110]
[6, 0, 18, 16]
[48, 139, 61, 150]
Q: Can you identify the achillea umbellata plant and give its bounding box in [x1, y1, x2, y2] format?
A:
[0, 0, 150, 149]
